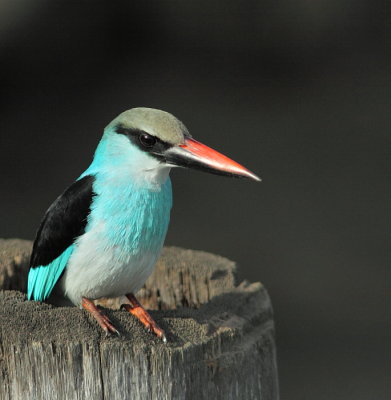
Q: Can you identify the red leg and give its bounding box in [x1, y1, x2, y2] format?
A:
[123, 293, 166, 342]
[81, 297, 119, 335]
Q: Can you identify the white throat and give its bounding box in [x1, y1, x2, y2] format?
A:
[91, 133, 173, 191]
[137, 161, 172, 189]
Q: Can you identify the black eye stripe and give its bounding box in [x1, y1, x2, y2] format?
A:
[115, 124, 171, 159]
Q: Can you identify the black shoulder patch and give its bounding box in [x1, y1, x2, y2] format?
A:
[30, 175, 96, 268]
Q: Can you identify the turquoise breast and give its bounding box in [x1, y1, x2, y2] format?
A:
[88, 176, 172, 257]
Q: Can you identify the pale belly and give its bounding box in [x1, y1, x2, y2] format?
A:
[60, 222, 165, 306]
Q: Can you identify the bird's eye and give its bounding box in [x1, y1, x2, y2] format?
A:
[139, 132, 156, 148]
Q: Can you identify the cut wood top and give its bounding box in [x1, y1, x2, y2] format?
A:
[0, 239, 278, 400]
[0, 239, 272, 348]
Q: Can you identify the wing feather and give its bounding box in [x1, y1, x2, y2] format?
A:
[27, 175, 95, 301]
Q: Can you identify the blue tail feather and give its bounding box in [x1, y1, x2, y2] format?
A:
[27, 245, 74, 301]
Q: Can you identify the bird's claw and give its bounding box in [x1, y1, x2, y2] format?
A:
[122, 301, 167, 342]
[82, 297, 120, 337]
[102, 320, 120, 336]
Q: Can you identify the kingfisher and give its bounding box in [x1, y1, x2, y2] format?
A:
[27, 108, 260, 341]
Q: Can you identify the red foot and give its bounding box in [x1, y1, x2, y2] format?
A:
[81, 297, 119, 335]
[123, 293, 166, 342]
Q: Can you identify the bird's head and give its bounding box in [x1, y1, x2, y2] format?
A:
[98, 108, 260, 184]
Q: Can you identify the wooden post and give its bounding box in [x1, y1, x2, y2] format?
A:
[0, 239, 279, 400]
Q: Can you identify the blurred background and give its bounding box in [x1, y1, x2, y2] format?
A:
[1, 1, 390, 398]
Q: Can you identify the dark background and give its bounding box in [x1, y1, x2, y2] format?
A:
[1, 1, 390, 399]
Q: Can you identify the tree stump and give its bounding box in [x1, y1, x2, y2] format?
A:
[0, 239, 279, 400]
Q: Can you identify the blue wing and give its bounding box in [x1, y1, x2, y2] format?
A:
[27, 245, 75, 300]
[27, 175, 95, 301]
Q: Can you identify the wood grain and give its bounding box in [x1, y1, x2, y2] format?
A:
[0, 239, 279, 400]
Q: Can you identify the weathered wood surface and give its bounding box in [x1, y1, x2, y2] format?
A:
[0, 239, 279, 400]
[0, 239, 31, 291]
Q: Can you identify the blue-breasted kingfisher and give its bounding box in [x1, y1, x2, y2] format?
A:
[27, 108, 260, 341]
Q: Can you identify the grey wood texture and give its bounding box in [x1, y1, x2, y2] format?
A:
[0, 239, 279, 400]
